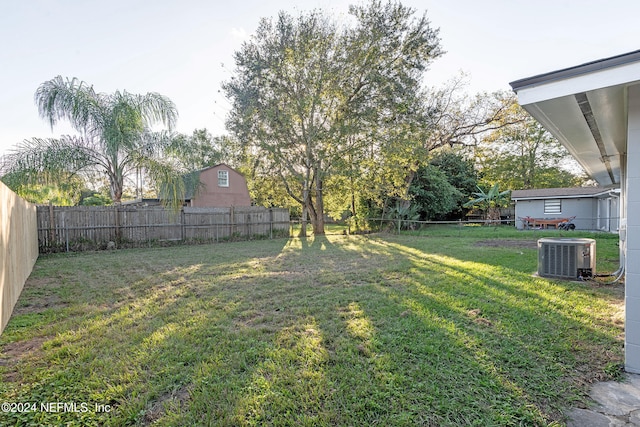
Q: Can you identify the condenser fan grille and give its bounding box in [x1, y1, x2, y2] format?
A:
[538, 238, 595, 279]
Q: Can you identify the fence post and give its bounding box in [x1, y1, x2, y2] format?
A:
[181, 209, 185, 242]
[269, 208, 273, 239]
[145, 210, 150, 247]
[48, 201, 55, 248]
[114, 205, 121, 244]
[230, 206, 235, 238]
[63, 211, 69, 252]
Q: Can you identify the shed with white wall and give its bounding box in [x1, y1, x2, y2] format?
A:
[512, 187, 619, 231]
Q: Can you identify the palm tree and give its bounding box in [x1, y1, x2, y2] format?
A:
[1, 76, 185, 206]
[463, 184, 511, 225]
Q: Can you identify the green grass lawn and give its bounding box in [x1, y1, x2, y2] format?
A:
[0, 228, 624, 426]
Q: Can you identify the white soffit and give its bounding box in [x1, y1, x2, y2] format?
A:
[510, 51, 640, 187]
[520, 89, 622, 186]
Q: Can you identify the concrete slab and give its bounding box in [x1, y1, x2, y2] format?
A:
[565, 408, 622, 427]
[566, 374, 640, 426]
[590, 375, 640, 416]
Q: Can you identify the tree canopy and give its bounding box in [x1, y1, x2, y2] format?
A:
[166, 129, 240, 172]
[408, 150, 478, 220]
[224, 0, 443, 235]
[476, 96, 588, 190]
[1, 4, 590, 222]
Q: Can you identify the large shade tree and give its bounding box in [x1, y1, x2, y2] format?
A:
[224, 0, 443, 235]
[1, 76, 185, 206]
[338, 79, 518, 226]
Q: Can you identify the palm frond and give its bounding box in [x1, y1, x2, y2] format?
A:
[139, 156, 187, 213]
[35, 76, 102, 133]
[1, 136, 97, 190]
[17, 76, 180, 205]
[127, 91, 178, 131]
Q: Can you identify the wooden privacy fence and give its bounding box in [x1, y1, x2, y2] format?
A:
[37, 205, 290, 252]
[1, 181, 38, 334]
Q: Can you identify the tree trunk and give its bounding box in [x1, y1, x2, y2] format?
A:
[312, 176, 325, 235]
[350, 188, 357, 233]
[299, 174, 308, 237]
[485, 207, 501, 225]
[110, 177, 123, 204]
[109, 163, 124, 204]
[300, 194, 308, 237]
[348, 152, 358, 233]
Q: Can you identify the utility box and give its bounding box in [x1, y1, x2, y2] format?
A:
[538, 238, 596, 280]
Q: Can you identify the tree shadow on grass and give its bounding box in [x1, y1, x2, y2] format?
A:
[1, 239, 294, 425]
[364, 237, 624, 421]
[252, 234, 623, 424]
[202, 235, 614, 425]
[0, 234, 624, 426]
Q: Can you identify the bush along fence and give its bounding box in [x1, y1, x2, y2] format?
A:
[37, 205, 290, 253]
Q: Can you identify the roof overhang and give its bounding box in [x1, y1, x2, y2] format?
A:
[510, 50, 640, 187]
[512, 194, 616, 202]
[511, 189, 617, 202]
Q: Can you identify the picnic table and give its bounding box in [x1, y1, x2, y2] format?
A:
[520, 216, 576, 229]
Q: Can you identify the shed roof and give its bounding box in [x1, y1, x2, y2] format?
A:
[511, 187, 614, 200]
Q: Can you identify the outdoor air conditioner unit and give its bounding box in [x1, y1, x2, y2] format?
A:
[537, 238, 596, 280]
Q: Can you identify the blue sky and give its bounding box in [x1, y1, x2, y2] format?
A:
[1, 0, 640, 156]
